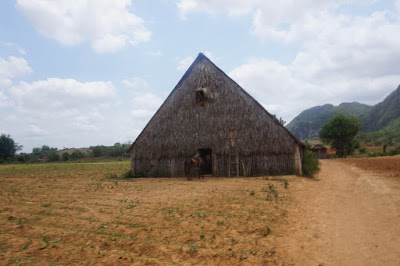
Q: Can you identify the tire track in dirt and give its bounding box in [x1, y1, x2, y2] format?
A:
[282, 159, 400, 265]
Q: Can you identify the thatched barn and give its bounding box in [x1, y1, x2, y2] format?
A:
[127, 53, 303, 177]
[311, 144, 327, 159]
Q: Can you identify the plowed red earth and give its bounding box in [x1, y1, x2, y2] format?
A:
[344, 155, 400, 177]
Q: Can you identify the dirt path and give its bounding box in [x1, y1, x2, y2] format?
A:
[283, 159, 400, 265]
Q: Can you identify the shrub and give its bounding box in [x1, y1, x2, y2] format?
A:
[47, 153, 60, 162]
[61, 152, 70, 161]
[120, 170, 145, 178]
[389, 146, 400, 156]
[122, 170, 134, 178]
[70, 151, 84, 160]
[15, 153, 35, 163]
[358, 146, 366, 154]
[367, 152, 384, 157]
[302, 150, 320, 178]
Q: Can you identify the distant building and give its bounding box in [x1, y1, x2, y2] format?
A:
[311, 144, 327, 159]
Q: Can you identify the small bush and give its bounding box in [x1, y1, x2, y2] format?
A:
[105, 170, 144, 179]
[268, 183, 278, 198]
[302, 150, 320, 178]
[47, 153, 60, 162]
[358, 147, 366, 154]
[106, 172, 118, 179]
[61, 152, 70, 161]
[122, 170, 133, 178]
[389, 146, 400, 156]
[283, 180, 289, 189]
[367, 152, 385, 157]
[124, 170, 146, 178]
[263, 226, 271, 237]
[188, 244, 198, 254]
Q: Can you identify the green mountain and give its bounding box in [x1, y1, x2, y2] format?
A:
[287, 85, 400, 139]
[362, 85, 400, 132]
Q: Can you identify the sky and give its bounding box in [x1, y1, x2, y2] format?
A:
[1, 0, 400, 153]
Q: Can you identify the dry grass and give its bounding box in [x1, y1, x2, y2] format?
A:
[0, 161, 292, 265]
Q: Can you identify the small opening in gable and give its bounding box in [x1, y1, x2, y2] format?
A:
[195, 87, 208, 106]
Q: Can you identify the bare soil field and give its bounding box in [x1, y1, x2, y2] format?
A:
[1, 156, 399, 265]
[344, 155, 400, 177]
[0, 162, 293, 265]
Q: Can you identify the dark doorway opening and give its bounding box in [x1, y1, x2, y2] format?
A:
[199, 149, 212, 175]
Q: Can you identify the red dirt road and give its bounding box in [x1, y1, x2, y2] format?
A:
[283, 159, 400, 265]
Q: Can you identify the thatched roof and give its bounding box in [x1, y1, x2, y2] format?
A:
[311, 144, 327, 151]
[128, 53, 302, 159]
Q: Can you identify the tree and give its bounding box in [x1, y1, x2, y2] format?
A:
[32, 145, 58, 159]
[48, 153, 60, 162]
[303, 140, 312, 150]
[0, 134, 22, 162]
[273, 114, 286, 126]
[70, 150, 84, 160]
[109, 143, 126, 157]
[61, 152, 70, 161]
[90, 145, 106, 157]
[319, 114, 360, 158]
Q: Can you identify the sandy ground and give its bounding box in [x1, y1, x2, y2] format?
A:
[0, 163, 292, 265]
[283, 159, 400, 265]
[1, 158, 400, 265]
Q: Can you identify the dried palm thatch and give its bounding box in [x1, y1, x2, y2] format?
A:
[128, 53, 303, 177]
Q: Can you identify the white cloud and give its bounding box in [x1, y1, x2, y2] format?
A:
[291, 12, 400, 81]
[177, 56, 194, 71]
[122, 77, 149, 89]
[1, 42, 27, 55]
[177, 51, 219, 71]
[9, 78, 116, 113]
[92, 34, 127, 53]
[395, 0, 400, 13]
[176, 0, 346, 20]
[179, 1, 400, 121]
[177, 0, 258, 18]
[132, 93, 163, 110]
[131, 109, 155, 119]
[0, 90, 9, 107]
[203, 51, 220, 63]
[0, 56, 32, 88]
[16, 0, 151, 53]
[145, 50, 163, 56]
[4, 115, 17, 121]
[229, 58, 318, 120]
[230, 56, 400, 122]
[130, 93, 163, 123]
[71, 112, 104, 132]
[27, 124, 48, 136]
[177, 1, 380, 43]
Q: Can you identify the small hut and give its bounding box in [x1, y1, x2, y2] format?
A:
[127, 53, 303, 177]
[311, 144, 327, 159]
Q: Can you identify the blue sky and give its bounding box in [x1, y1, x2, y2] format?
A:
[1, 0, 400, 152]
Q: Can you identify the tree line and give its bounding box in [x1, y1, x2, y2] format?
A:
[2, 114, 400, 164]
[0, 134, 131, 164]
